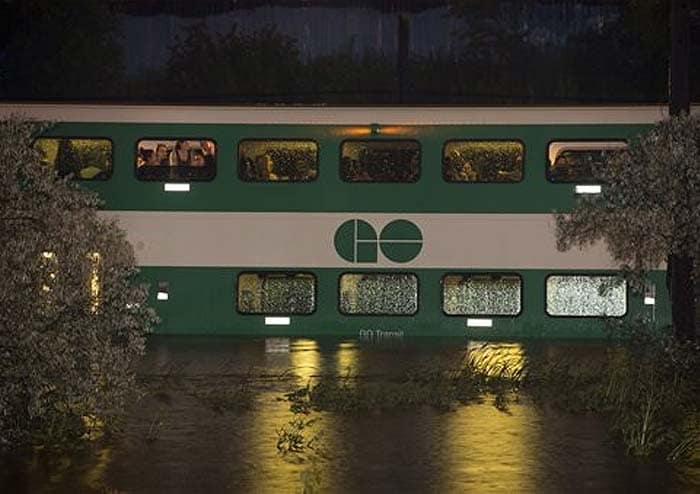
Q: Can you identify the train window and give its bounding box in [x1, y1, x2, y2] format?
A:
[237, 272, 316, 315]
[339, 273, 418, 315]
[33, 138, 112, 180]
[442, 141, 523, 182]
[135, 139, 216, 181]
[238, 140, 318, 182]
[546, 275, 627, 317]
[442, 273, 522, 316]
[340, 140, 420, 182]
[547, 141, 626, 183]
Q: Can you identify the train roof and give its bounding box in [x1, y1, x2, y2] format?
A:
[2, 104, 698, 125]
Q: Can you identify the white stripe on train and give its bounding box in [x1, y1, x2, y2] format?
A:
[99, 211, 629, 270]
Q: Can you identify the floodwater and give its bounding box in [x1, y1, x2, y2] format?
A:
[1, 336, 699, 493]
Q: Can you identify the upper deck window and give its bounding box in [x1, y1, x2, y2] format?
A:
[136, 139, 216, 181]
[547, 141, 627, 183]
[443, 141, 523, 182]
[340, 140, 420, 182]
[238, 140, 318, 182]
[34, 138, 112, 180]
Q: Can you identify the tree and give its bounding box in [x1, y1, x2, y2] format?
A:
[0, 118, 157, 449]
[555, 114, 700, 341]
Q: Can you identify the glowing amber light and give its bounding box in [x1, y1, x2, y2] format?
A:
[88, 252, 101, 313]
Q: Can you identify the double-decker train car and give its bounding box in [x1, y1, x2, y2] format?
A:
[0, 104, 675, 338]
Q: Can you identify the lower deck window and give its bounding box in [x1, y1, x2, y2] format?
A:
[546, 275, 626, 317]
[237, 272, 315, 315]
[442, 273, 521, 316]
[339, 273, 418, 315]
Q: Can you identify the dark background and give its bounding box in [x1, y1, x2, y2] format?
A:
[1, 0, 698, 104]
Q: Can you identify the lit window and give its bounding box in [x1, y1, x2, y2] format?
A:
[547, 141, 626, 183]
[237, 272, 316, 315]
[546, 275, 626, 317]
[339, 273, 418, 315]
[442, 273, 521, 316]
[136, 139, 216, 181]
[238, 140, 318, 182]
[443, 141, 523, 182]
[340, 140, 420, 182]
[34, 138, 112, 180]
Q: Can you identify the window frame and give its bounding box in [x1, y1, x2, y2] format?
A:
[544, 272, 629, 318]
[134, 137, 218, 182]
[545, 139, 628, 184]
[440, 272, 523, 317]
[441, 138, 525, 184]
[33, 136, 115, 181]
[237, 138, 320, 183]
[339, 138, 422, 183]
[337, 271, 420, 316]
[235, 270, 318, 316]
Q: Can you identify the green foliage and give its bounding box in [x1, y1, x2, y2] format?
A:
[0, 117, 158, 450]
[524, 321, 700, 459]
[283, 347, 522, 415]
[556, 115, 700, 282]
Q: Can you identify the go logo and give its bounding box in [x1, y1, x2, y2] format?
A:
[334, 219, 423, 263]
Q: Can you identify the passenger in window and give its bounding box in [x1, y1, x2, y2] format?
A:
[200, 140, 216, 168]
[256, 154, 279, 181]
[169, 140, 191, 166]
[139, 148, 159, 167]
[155, 144, 169, 166]
[191, 149, 206, 167]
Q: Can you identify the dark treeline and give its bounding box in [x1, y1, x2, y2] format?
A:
[0, 0, 698, 104]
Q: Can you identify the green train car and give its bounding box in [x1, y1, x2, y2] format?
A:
[1, 104, 674, 338]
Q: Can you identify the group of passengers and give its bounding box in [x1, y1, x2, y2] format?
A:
[137, 140, 215, 168]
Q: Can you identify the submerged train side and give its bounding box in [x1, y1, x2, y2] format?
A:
[2, 105, 673, 338]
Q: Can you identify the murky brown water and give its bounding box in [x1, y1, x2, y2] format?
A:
[1, 337, 698, 493]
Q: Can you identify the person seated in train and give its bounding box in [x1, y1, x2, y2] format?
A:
[137, 147, 155, 167]
[255, 154, 279, 180]
[200, 140, 216, 168]
[169, 140, 191, 166]
[155, 143, 169, 166]
[191, 149, 206, 167]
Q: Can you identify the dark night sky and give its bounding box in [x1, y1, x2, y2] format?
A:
[0, 0, 698, 103]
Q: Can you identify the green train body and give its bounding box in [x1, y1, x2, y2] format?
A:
[1, 104, 675, 338]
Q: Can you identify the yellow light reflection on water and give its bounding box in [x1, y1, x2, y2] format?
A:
[335, 341, 360, 376]
[244, 338, 339, 493]
[434, 342, 538, 491]
[439, 402, 542, 493]
[290, 338, 321, 384]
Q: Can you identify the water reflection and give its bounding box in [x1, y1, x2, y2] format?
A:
[336, 341, 360, 376]
[289, 338, 321, 383]
[0, 337, 695, 493]
[438, 404, 541, 493]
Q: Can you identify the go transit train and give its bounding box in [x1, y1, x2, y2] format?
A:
[0, 104, 678, 338]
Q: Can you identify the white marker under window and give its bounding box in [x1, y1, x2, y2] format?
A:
[575, 184, 602, 194]
[467, 318, 493, 328]
[164, 183, 190, 192]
